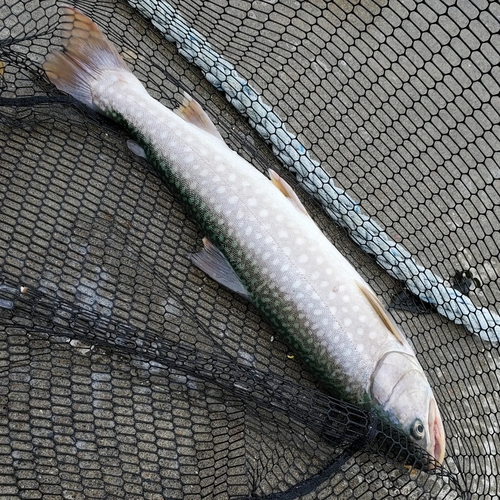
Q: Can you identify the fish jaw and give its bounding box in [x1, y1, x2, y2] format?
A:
[370, 351, 446, 466]
[428, 397, 446, 467]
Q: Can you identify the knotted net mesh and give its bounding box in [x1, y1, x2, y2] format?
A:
[0, 0, 499, 498]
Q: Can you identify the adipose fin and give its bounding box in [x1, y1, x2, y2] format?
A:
[174, 92, 225, 142]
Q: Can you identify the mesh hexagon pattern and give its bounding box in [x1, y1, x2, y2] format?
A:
[1, 0, 499, 498]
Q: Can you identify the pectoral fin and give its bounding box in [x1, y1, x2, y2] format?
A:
[191, 238, 250, 300]
[269, 169, 310, 217]
[356, 282, 406, 345]
[175, 92, 225, 142]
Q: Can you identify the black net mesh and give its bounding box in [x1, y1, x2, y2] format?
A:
[0, 0, 499, 498]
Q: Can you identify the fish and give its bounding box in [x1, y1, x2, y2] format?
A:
[43, 7, 445, 466]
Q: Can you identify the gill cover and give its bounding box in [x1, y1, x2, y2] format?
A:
[370, 351, 446, 465]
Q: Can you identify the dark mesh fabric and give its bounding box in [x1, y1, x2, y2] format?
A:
[0, 0, 499, 498]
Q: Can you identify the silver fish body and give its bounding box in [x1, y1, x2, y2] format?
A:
[43, 8, 445, 465]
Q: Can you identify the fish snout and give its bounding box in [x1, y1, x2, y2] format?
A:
[370, 351, 446, 466]
[427, 397, 446, 467]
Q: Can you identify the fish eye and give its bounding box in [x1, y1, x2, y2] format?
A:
[410, 419, 425, 440]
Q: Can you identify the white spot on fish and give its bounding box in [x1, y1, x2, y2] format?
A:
[278, 230, 288, 239]
[296, 237, 304, 246]
[299, 254, 308, 263]
[228, 196, 238, 204]
[344, 318, 352, 327]
[343, 295, 350, 302]
[283, 247, 291, 256]
[320, 281, 329, 288]
[248, 198, 257, 206]
[359, 315, 366, 322]
[259, 209, 269, 218]
[217, 186, 226, 194]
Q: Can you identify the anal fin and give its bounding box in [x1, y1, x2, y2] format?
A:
[191, 238, 250, 300]
[127, 140, 147, 159]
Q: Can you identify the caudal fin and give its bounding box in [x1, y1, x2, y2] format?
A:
[43, 6, 129, 109]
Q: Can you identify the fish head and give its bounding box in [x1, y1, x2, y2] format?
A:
[370, 351, 446, 468]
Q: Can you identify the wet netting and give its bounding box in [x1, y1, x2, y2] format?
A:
[0, 0, 499, 498]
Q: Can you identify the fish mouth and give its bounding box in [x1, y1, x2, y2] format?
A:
[428, 397, 446, 467]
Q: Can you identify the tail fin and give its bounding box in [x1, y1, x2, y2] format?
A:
[43, 6, 129, 109]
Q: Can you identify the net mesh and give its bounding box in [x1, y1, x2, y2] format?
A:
[0, 0, 499, 498]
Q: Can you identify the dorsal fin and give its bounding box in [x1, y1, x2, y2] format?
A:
[268, 169, 310, 217]
[174, 92, 225, 142]
[356, 282, 406, 345]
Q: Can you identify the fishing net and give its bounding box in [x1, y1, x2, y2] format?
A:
[0, 0, 498, 498]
